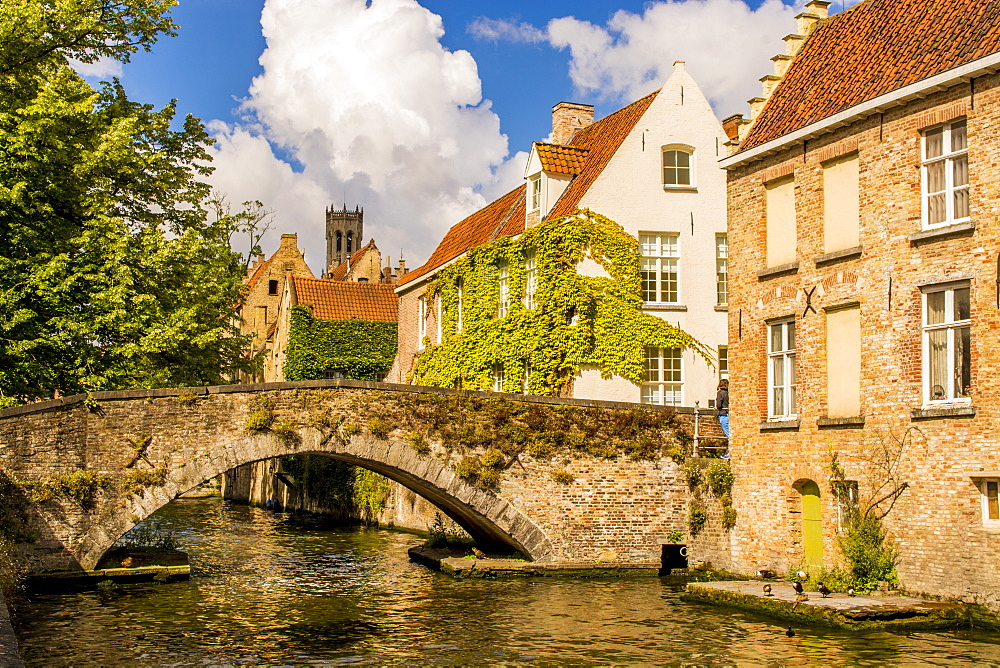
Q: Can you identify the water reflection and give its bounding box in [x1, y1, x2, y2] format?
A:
[13, 499, 1000, 666]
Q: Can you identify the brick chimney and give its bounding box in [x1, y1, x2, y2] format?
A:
[551, 102, 594, 145]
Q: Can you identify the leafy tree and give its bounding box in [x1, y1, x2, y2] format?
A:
[0, 0, 256, 404]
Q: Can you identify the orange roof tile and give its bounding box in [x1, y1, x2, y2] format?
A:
[398, 90, 658, 287]
[292, 276, 398, 322]
[741, 0, 1000, 152]
[535, 143, 590, 175]
[329, 239, 378, 281]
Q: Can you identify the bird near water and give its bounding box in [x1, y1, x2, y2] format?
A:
[793, 581, 804, 594]
[847, 587, 857, 597]
[763, 583, 772, 597]
[818, 583, 831, 598]
[785, 626, 796, 637]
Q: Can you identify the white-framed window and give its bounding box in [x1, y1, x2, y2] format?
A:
[662, 147, 694, 187]
[641, 346, 682, 406]
[524, 249, 537, 309]
[922, 282, 971, 403]
[492, 362, 505, 393]
[417, 296, 427, 350]
[434, 292, 442, 344]
[456, 279, 464, 334]
[922, 119, 969, 229]
[718, 345, 728, 380]
[497, 259, 510, 317]
[716, 233, 728, 305]
[529, 175, 542, 212]
[768, 319, 796, 418]
[980, 478, 1000, 528]
[640, 233, 679, 303]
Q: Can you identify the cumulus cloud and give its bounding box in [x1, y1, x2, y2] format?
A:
[207, 0, 521, 272]
[71, 56, 124, 78]
[476, 0, 799, 117]
[467, 17, 547, 44]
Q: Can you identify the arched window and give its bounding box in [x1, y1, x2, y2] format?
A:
[346, 231, 353, 253]
[662, 145, 695, 187]
[335, 231, 342, 253]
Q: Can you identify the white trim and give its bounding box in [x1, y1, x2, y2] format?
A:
[980, 478, 1000, 529]
[767, 319, 797, 419]
[720, 51, 1000, 170]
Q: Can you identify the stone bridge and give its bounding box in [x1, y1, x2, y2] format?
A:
[0, 380, 724, 573]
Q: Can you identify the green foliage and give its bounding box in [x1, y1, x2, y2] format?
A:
[0, 0, 257, 403]
[116, 522, 178, 551]
[26, 470, 110, 508]
[721, 506, 737, 530]
[407, 431, 430, 455]
[175, 394, 198, 406]
[367, 416, 396, 439]
[121, 467, 168, 496]
[551, 470, 575, 485]
[283, 306, 397, 381]
[245, 395, 276, 432]
[352, 468, 391, 523]
[271, 419, 300, 444]
[426, 512, 474, 549]
[454, 458, 478, 479]
[683, 460, 703, 489]
[0, 474, 37, 544]
[411, 210, 707, 394]
[688, 506, 708, 535]
[837, 510, 898, 592]
[280, 455, 390, 523]
[705, 461, 735, 496]
[665, 530, 684, 544]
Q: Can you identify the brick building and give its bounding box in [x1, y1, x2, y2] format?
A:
[389, 62, 730, 406]
[721, 0, 1000, 606]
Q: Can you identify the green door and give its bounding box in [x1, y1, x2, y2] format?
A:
[801, 480, 823, 571]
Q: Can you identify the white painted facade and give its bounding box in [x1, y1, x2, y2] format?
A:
[557, 63, 729, 408]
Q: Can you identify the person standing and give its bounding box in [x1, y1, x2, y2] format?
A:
[716, 379, 729, 439]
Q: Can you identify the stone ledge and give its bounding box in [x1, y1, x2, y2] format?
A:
[409, 546, 661, 579]
[714, 304, 729, 312]
[907, 220, 976, 244]
[759, 419, 800, 431]
[643, 303, 688, 312]
[757, 262, 800, 280]
[817, 415, 866, 428]
[911, 405, 976, 420]
[814, 245, 863, 266]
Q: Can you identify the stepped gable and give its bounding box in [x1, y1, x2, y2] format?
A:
[741, 0, 1000, 152]
[398, 90, 658, 287]
[547, 89, 658, 219]
[534, 143, 590, 175]
[292, 276, 398, 321]
[328, 239, 378, 281]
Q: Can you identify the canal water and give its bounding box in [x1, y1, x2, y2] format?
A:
[13, 498, 1000, 665]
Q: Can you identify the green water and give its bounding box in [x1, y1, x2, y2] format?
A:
[13, 499, 1000, 665]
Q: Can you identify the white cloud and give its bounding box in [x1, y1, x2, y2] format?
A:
[474, 0, 798, 118]
[71, 56, 124, 78]
[467, 17, 547, 44]
[207, 0, 522, 273]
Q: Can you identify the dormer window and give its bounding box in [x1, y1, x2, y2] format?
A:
[662, 145, 695, 189]
[529, 175, 542, 211]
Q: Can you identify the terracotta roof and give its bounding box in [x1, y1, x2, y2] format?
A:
[741, 0, 1000, 151]
[398, 90, 658, 287]
[292, 276, 398, 321]
[535, 143, 590, 175]
[329, 239, 378, 281]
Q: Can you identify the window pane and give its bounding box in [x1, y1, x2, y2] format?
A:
[663, 234, 679, 256]
[640, 235, 657, 256]
[951, 121, 967, 152]
[788, 354, 796, 413]
[954, 187, 969, 220]
[770, 325, 783, 352]
[955, 325, 971, 398]
[927, 192, 946, 226]
[926, 291, 946, 325]
[676, 151, 690, 168]
[644, 348, 660, 382]
[787, 321, 796, 350]
[642, 260, 657, 302]
[928, 328, 947, 400]
[771, 355, 784, 387]
[664, 167, 678, 185]
[663, 385, 682, 406]
[926, 160, 946, 194]
[664, 348, 681, 382]
[661, 260, 677, 302]
[663, 151, 678, 167]
[988, 481, 999, 520]
[953, 154, 969, 188]
[925, 127, 943, 158]
[954, 288, 970, 321]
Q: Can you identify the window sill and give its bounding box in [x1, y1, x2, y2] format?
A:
[817, 415, 865, 428]
[907, 220, 975, 244]
[910, 404, 976, 420]
[814, 245, 863, 267]
[644, 303, 688, 312]
[714, 304, 728, 312]
[662, 185, 698, 193]
[759, 418, 800, 431]
[757, 262, 799, 280]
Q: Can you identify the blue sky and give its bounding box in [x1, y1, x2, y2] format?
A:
[97, 0, 813, 271]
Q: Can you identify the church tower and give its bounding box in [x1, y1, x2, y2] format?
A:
[325, 204, 364, 272]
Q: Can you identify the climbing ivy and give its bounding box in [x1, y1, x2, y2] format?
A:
[280, 455, 390, 523]
[412, 209, 708, 394]
[284, 306, 397, 381]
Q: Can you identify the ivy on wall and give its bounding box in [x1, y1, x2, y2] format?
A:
[284, 306, 397, 381]
[280, 454, 390, 523]
[412, 209, 709, 394]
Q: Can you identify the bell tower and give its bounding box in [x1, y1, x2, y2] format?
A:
[325, 204, 364, 273]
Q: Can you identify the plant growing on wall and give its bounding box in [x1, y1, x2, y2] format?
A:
[412, 209, 708, 394]
[284, 306, 397, 382]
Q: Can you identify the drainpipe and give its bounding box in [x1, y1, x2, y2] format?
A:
[693, 401, 700, 457]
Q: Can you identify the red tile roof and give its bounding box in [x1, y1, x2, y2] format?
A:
[328, 239, 378, 281]
[535, 143, 590, 175]
[292, 276, 398, 322]
[741, 0, 1000, 152]
[398, 90, 659, 287]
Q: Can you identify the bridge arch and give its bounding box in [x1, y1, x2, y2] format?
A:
[77, 429, 554, 570]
